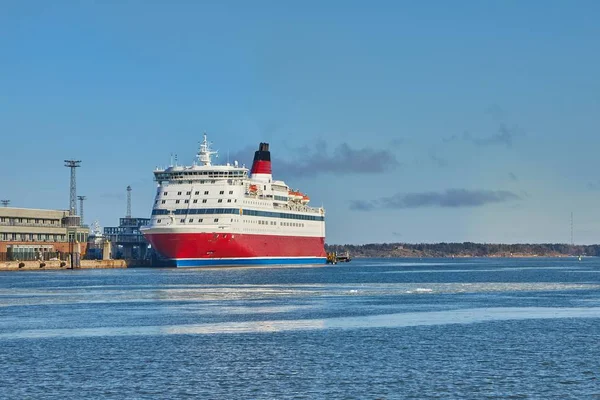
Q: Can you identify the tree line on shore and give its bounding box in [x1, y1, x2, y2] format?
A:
[325, 242, 598, 258]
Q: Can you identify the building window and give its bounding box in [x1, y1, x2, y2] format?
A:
[189, 219, 194, 223]
[193, 199, 198, 203]
[186, 191, 191, 195]
[178, 192, 182, 195]
[199, 219, 203, 223]
[157, 219, 162, 223]
[202, 199, 207, 203]
[162, 200, 166, 204]
[164, 192, 168, 195]
[219, 190, 224, 195]
[185, 200, 189, 203]
[176, 200, 180, 204]
[214, 218, 219, 222]
[229, 191, 233, 194]
[227, 199, 232, 203]
[204, 191, 209, 195]
[195, 191, 199, 195]
[180, 219, 185, 223]
[218, 199, 223, 203]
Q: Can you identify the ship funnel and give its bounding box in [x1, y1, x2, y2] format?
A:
[250, 142, 272, 180]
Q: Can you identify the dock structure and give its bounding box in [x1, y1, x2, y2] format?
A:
[336, 251, 352, 262]
[326, 251, 352, 264]
[103, 185, 150, 260]
[103, 217, 150, 260]
[0, 259, 126, 271]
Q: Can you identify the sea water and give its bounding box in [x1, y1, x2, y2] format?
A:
[0, 258, 599, 398]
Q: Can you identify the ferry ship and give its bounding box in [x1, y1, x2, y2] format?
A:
[141, 134, 326, 267]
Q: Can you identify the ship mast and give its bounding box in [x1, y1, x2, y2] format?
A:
[196, 133, 218, 166]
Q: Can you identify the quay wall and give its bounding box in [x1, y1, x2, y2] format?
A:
[0, 259, 127, 271]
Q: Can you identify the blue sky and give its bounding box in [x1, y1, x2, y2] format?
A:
[1, 1, 599, 244]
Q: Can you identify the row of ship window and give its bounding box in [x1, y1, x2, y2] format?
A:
[153, 208, 238, 216]
[155, 218, 306, 228]
[242, 209, 323, 221]
[157, 190, 237, 205]
[156, 171, 246, 179]
[159, 199, 236, 205]
[151, 208, 325, 221]
[163, 190, 234, 196]
[245, 220, 304, 227]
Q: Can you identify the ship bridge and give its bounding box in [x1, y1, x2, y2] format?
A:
[154, 133, 249, 184]
[154, 167, 248, 184]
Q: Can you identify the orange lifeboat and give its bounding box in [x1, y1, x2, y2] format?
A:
[301, 195, 310, 204]
[249, 184, 258, 194]
[288, 190, 303, 201]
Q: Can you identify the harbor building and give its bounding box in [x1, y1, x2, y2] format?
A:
[104, 217, 150, 259]
[102, 186, 151, 260]
[0, 207, 89, 259]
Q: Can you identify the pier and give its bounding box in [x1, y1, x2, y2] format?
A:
[326, 251, 352, 264]
[0, 259, 126, 271]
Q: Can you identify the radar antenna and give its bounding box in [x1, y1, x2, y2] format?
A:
[196, 132, 218, 166]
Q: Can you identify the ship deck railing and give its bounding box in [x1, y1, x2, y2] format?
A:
[243, 195, 323, 214]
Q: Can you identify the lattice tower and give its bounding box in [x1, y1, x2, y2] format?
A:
[64, 160, 81, 215]
[126, 186, 132, 218]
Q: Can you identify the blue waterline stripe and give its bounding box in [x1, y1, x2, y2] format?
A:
[175, 257, 327, 267]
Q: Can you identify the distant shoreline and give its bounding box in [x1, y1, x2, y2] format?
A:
[325, 243, 597, 259]
[337, 255, 588, 259]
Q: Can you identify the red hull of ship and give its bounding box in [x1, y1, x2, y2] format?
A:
[145, 232, 326, 261]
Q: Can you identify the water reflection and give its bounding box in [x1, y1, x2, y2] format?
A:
[1, 306, 599, 340]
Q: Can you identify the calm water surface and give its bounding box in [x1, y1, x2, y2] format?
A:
[1, 258, 599, 399]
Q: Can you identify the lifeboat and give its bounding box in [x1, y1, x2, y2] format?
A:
[301, 195, 310, 204]
[288, 190, 304, 201]
[248, 184, 258, 195]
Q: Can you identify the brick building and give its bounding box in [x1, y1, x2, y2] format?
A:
[0, 207, 89, 259]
